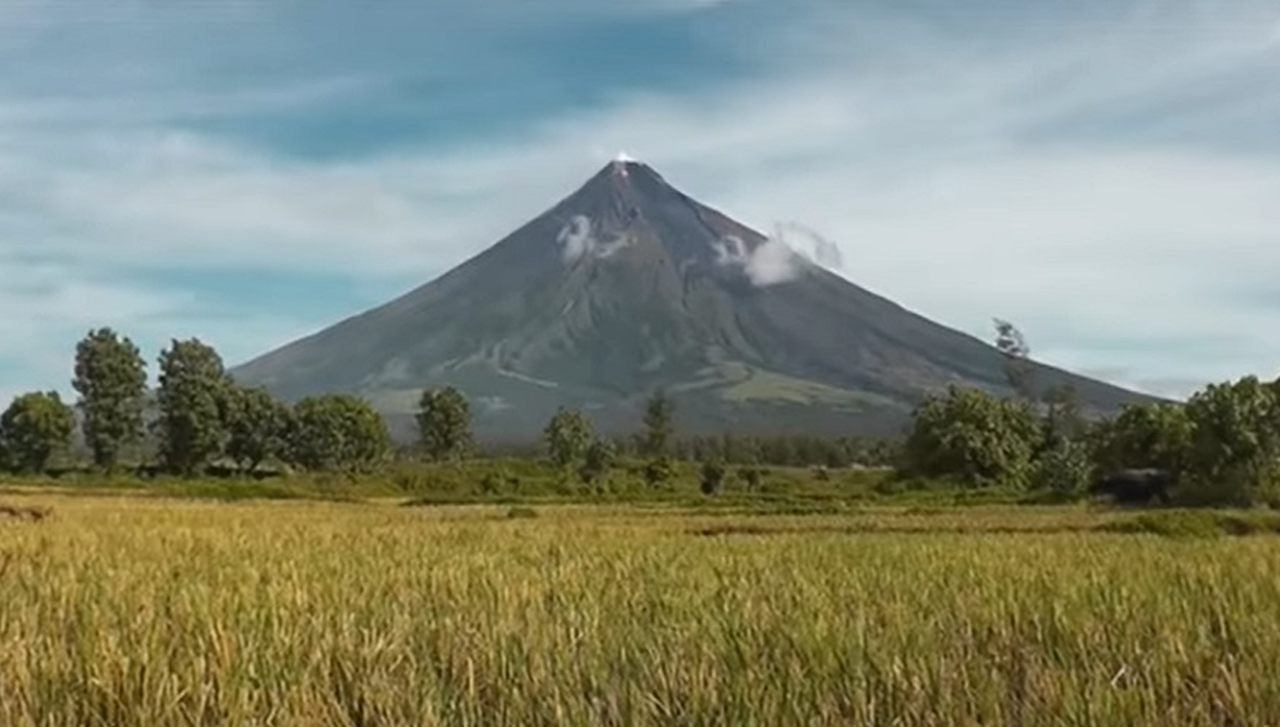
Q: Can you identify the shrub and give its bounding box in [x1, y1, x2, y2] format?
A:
[700, 460, 727, 495]
[579, 439, 616, 485]
[738, 466, 764, 490]
[644, 456, 676, 489]
[1031, 440, 1092, 498]
[902, 386, 1039, 488]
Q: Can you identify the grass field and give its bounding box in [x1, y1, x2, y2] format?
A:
[2, 494, 1279, 725]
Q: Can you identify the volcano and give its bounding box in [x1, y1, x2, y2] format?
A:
[233, 160, 1153, 440]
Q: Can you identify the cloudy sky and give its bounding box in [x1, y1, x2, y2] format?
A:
[2, 0, 1278, 403]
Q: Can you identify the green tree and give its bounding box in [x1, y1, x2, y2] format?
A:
[1042, 384, 1086, 448]
[154, 339, 231, 476]
[641, 391, 674, 457]
[580, 439, 616, 485]
[224, 386, 294, 473]
[1089, 403, 1193, 476]
[291, 395, 390, 473]
[0, 392, 75, 474]
[903, 386, 1039, 487]
[699, 459, 727, 495]
[1180, 377, 1280, 506]
[72, 328, 147, 471]
[416, 387, 472, 461]
[544, 407, 592, 468]
[1031, 439, 1092, 498]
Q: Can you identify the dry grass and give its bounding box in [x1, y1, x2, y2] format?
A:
[1, 496, 1278, 725]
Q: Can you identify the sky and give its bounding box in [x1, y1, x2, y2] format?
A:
[1, 0, 1278, 403]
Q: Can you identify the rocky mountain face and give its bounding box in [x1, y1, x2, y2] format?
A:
[233, 160, 1154, 441]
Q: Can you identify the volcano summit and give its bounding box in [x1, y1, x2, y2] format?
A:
[234, 160, 1151, 440]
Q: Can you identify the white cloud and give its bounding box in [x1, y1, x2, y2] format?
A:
[712, 235, 803, 287]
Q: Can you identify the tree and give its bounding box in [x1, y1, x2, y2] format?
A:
[1180, 377, 1280, 506]
[699, 459, 727, 495]
[580, 439, 616, 485]
[416, 387, 472, 461]
[224, 386, 294, 473]
[290, 395, 390, 473]
[641, 391, 674, 457]
[72, 328, 147, 470]
[154, 339, 231, 476]
[993, 318, 1035, 400]
[0, 392, 75, 474]
[903, 386, 1039, 487]
[544, 407, 592, 468]
[1041, 384, 1085, 447]
[1089, 403, 1192, 476]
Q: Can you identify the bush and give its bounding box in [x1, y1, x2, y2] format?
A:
[700, 460, 726, 495]
[902, 386, 1039, 488]
[644, 456, 676, 489]
[1031, 440, 1092, 498]
[579, 439, 616, 485]
[738, 466, 764, 490]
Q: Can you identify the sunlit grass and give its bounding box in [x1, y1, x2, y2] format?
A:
[1, 497, 1278, 724]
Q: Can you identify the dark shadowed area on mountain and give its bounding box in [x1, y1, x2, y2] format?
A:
[233, 160, 1155, 441]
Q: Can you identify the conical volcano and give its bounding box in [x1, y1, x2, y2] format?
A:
[233, 160, 1153, 440]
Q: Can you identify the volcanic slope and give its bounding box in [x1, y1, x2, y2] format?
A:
[234, 160, 1154, 440]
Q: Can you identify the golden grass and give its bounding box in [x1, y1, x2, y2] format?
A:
[1, 496, 1278, 725]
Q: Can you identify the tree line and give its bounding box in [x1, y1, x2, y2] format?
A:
[0, 328, 691, 480]
[0, 329, 392, 476]
[899, 321, 1280, 507]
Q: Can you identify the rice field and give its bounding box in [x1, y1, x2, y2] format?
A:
[1, 495, 1279, 725]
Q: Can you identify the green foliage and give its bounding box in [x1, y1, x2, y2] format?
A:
[738, 466, 764, 491]
[154, 339, 231, 476]
[643, 456, 677, 488]
[291, 395, 391, 473]
[72, 328, 147, 470]
[1031, 439, 1092, 498]
[544, 407, 592, 468]
[1041, 384, 1086, 448]
[699, 459, 727, 495]
[0, 392, 75, 474]
[903, 386, 1039, 488]
[416, 387, 473, 461]
[224, 386, 294, 472]
[579, 439, 616, 485]
[1179, 377, 1280, 506]
[1089, 403, 1192, 475]
[641, 391, 674, 457]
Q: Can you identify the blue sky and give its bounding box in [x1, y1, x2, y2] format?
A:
[2, 0, 1278, 403]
